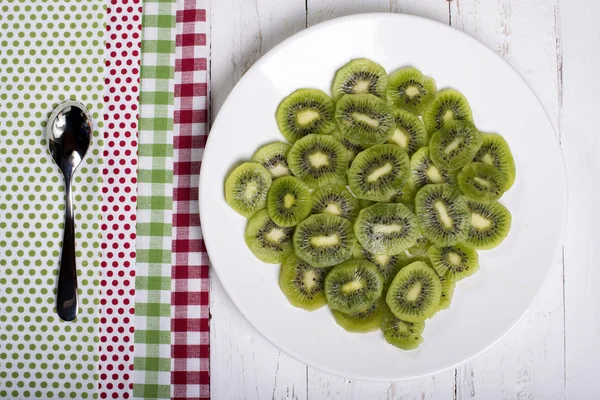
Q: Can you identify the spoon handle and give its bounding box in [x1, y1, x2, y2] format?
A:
[57, 179, 78, 321]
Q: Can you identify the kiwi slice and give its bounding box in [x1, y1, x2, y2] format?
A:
[386, 261, 442, 322]
[387, 108, 428, 157]
[429, 121, 482, 171]
[244, 209, 294, 263]
[386, 67, 437, 115]
[358, 199, 375, 209]
[225, 162, 272, 217]
[335, 94, 395, 146]
[293, 214, 355, 268]
[360, 250, 405, 289]
[251, 142, 292, 179]
[287, 134, 348, 189]
[388, 182, 417, 205]
[279, 254, 328, 311]
[464, 199, 512, 249]
[438, 272, 456, 310]
[331, 58, 389, 100]
[414, 184, 470, 246]
[409, 147, 457, 191]
[332, 297, 387, 333]
[267, 176, 312, 227]
[330, 128, 367, 164]
[381, 308, 425, 350]
[348, 144, 410, 202]
[325, 259, 384, 314]
[457, 163, 507, 202]
[405, 235, 432, 258]
[276, 89, 335, 143]
[428, 243, 479, 281]
[423, 89, 474, 133]
[355, 203, 419, 255]
[311, 184, 359, 220]
[336, 174, 350, 186]
[352, 241, 366, 259]
[473, 133, 516, 191]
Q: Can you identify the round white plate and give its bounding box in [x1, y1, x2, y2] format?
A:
[200, 13, 567, 381]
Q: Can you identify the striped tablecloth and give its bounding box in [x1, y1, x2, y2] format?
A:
[0, 0, 210, 398]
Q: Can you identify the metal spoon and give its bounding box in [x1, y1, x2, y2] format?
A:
[46, 101, 93, 322]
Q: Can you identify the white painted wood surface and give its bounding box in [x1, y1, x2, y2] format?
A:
[209, 0, 600, 398]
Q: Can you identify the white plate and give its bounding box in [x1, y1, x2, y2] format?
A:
[200, 13, 567, 381]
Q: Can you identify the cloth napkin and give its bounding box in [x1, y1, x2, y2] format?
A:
[99, 0, 143, 398]
[0, 0, 105, 398]
[0, 0, 210, 398]
[171, 1, 210, 398]
[132, 0, 177, 398]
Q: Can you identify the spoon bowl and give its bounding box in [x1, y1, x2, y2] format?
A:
[46, 100, 93, 321]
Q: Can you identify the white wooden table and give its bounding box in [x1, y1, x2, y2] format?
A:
[209, 1, 600, 398]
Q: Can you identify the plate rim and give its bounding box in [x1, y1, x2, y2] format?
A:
[200, 12, 569, 381]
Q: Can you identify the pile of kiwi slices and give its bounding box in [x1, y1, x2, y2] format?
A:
[224, 58, 515, 351]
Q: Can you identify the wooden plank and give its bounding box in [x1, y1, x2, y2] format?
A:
[210, 1, 308, 398]
[559, 0, 600, 397]
[306, 0, 388, 26]
[210, 276, 309, 400]
[211, 0, 306, 116]
[391, 0, 450, 24]
[450, 0, 565, 398]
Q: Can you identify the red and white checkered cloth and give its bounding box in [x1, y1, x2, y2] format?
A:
[172, 0, 210, 398]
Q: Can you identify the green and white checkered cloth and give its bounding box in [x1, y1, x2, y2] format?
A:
[133, 0, 177, 398]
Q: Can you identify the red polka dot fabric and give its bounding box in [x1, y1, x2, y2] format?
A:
[100, 1, 143, 399]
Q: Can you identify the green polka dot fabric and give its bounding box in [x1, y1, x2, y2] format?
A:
[0, 1, 105, 399]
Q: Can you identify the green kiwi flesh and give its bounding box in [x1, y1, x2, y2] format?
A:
[331, 128, 367, 164]
[386, 261, 442, 322]
[410, 147, 457, 190]
[429, 121, 483, 171]
[276, 88, 336, 143]
[405, 235, 432, 258]
[473, 133, 516, 191]
[225, 162, 272, 217]
[360, 249, 405, 289]
[335, 94, 395, 146]
[279, 254, 328, 310]
[438, 272, 456, 310]
[348, 144, 410, 202]
[415, 184, 470, 246]
[423, 88, 474, 133]
[267, 176, 312, 227]
[332, 297, 387, 333]
[464, 199, 512, 249]
[358, 199, 375, 209]
[387, 108, 428, 157]
[311, 184, 360, 220]
[354, 203, 419, 255]
[251, 141, 293, 178]
[386, 67, 437, 115]
[458, 163, 507, 202]
[293, 214, 355, 268]
[381, 308, 425, 350]
[287, 134, 348, 189]
[325, 259, 384, 314]
[331, 58, 389, 100]
[245, 209, 294, 263]
[428, 243, 479, 281]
